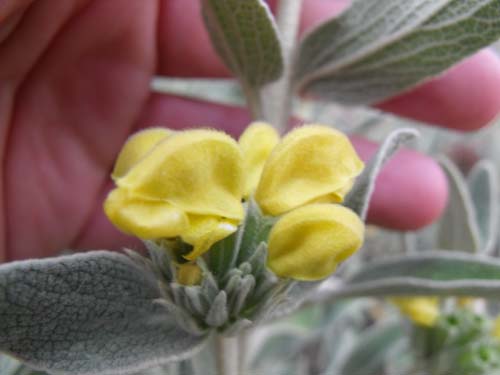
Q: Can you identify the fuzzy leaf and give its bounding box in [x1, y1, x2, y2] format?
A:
[294, 0, 500, 104]
[330, 252, 500, 299]
[339, 321, 404, 375]
[345, 128, 419, 219]
[202, 0, 283, 88]
[208, 232, 237, 279]
[437, 157, 481, 252]
[205, 291, 228, 327]
[0, 252, 207, 375]
[237, 199, 275, 263]
[467, 160, 499, 254]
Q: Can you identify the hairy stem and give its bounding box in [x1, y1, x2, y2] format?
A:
[244, 84, 265, 121]
[265, 0, 303, 132]
[215, 335, 239, 375]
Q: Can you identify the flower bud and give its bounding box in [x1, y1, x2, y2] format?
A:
[267, 203, 364, 281]
[255, 125, 364, 215]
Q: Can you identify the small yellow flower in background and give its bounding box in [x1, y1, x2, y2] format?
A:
[492, 316, 500, 339]
[104, 128, 245, 260]
[267, 204, 364, 281]
[177, 263, 203, 286]
[254, 124, 364, 216]
[239, 122, 280, 197]
[391, 297, 440, 327]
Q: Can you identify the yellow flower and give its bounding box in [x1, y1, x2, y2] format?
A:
[254, 124, 364, 216]
[238, 122, 280, 197]
[492, 316, 500, 339]
[104, 128, 245, 260]
[105, 122, 364, 276]
[267, 204, 364, 281]
[237, 123, 365, 281]
[391, 297, 440, 327]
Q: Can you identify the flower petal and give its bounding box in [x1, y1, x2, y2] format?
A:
[238, 122, 280, 197]
[267, 204, 364, 281]
[255, 125, 364, 215]
[117, 129, 245, 220]
[182, 215, 239, 260]
[103, 188, 188, 239]
[112, 127, 172, 180]
[391, 297, 439, 327]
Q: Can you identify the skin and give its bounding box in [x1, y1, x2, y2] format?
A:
[0, 0, 499, 261]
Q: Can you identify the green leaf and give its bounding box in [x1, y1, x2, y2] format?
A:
[202, 0, 283, 88]
[339, 321, 405, 375]
[467, 160, 499, 254]
[208, 232, 238, 279]
[437, 157, 481, 252]
[345, 128, 419, 219]
[151, 78, 245, 108]
[0, 252, 207, 375]
[294, 0, 500, 105]
[236, 199, 275, 264]
[331, 252, 500, 299]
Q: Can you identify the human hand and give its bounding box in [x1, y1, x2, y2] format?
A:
[1, 0, 499, 261]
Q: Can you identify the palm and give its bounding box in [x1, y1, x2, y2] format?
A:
[1, 0, 499, 261]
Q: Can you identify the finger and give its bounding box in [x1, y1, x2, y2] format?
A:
[136, 95, 448, 230]
[376, 49, 500, 131]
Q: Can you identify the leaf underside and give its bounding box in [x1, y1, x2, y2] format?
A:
[202, 0, 283, 88]
[344, 128, 419, 220]
[334, 251, 500, 298]
[294, 0, 500, 104]
[0, 251, 206, 375]
[437, 157, 481, 252]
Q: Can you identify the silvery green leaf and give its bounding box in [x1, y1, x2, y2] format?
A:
[223, 273, 242, 296]
[345, 128, 419, 219]
[250, 324, 309, 368]
[151, 78, 245, 108]
[237, 199, 275, 264]
[338, 321, 405, 375]
[202, 0, 283, 88]
[154, 299, 208, 336]
[437, 157, 481, 252]
[246, 242, 268, 278]
[229, 274, 255, 316]
[205, 291, 228, 327]
[208, 232, 237, 279]
[294, 0, 500, 105]
[238, 261, 252, 275]
[184, 286, 209, 317]
[467, 160, 499, 254]
[145, 240, 175, 282]
[0, 252, 207, 375]
[197, 258, 219, 300]
[321, 301, 375, 374]
[329, 251, 500, 299]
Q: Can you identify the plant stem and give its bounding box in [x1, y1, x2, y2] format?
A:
[266, 0, 303, 132]
[244, 84, 265, 121]
[215, 335, 239, 375]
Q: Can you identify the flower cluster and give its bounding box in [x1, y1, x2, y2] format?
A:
[104, 123, 365, 281]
